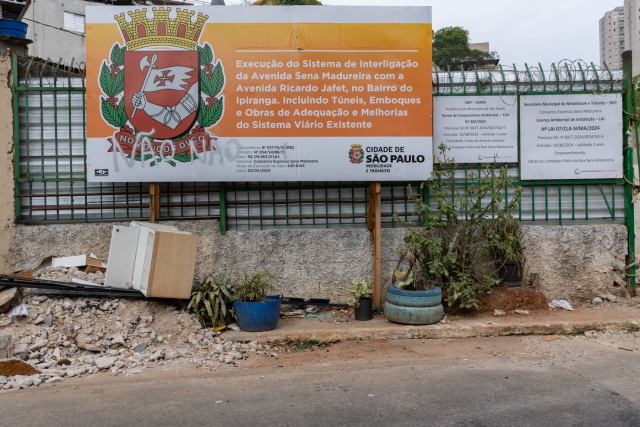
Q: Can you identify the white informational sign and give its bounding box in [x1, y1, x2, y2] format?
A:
[85, 6, 433, 182]
[433, 95, 518, 163]
[520, 94, 623, 180]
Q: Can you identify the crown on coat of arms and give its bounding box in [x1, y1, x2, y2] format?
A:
[114, 7, 208, 51]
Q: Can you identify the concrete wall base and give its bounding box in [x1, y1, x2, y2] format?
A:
[9, 221, 627, 304]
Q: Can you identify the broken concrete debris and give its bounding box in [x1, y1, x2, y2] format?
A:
[0, 291, 278, 392]
[0, 288, 19, 312]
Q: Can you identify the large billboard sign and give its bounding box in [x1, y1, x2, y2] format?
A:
[520, 94, 623, 180]
[86, 6, 433, 182]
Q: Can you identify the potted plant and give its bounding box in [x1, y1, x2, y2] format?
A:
[233, 272, 281, 332]
[488, 216, 524, 284]
[386, 249, 446, 325]
[348, 279, 373, 321]
[188, 272, 236, 330]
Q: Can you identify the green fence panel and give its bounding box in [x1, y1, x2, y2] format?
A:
[13, 57, 627, 232]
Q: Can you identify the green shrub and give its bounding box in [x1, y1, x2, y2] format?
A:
[188, 272, 236, 328]
[348, 278, 373, 308]
[235, 272, 275, 302]
[402, 145, 522, 310]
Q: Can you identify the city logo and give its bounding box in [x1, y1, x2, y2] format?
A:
[98, 8, 224, 166]
[349, 144, 364, 164]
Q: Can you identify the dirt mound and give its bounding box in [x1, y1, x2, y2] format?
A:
[477, 287, 548, 313]
[0, 360, 40, 376]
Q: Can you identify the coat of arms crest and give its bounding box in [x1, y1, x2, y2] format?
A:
[99, 8, 224, 166]
[349, 144, 364, 164]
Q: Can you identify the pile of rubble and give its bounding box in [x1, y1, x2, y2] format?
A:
[0, 291, 276, 392]
[34, 266, 106, 286]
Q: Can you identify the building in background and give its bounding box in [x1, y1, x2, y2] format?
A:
[469, 42, 499, 71]
[22, 0, 89, 63]
[599, 6, 625, 70]
[624, 0, 640, 75]
[21, 0, 218, 64]
[469, 42, 490, 54]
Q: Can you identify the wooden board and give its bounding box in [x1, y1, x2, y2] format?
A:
[372, 182, 382, 309]
[146, 231, 198, 299]
[149, 183, 161, 223]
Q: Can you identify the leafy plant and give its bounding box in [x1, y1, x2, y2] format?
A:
[348, 278, 373, 308]
[235, 272, 275, 302]
[401, 144, 522, 310]
[188, 272, 236, 328]
[487, 216, 524, 265]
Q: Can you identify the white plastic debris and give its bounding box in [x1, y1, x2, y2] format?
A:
[227, 323, 240, 331]
[548, 299, 574, 311]
[9, 303, 29, 319]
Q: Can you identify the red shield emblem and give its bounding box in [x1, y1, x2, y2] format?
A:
[124, 50, 199, 140]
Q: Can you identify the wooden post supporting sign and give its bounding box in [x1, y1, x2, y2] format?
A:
[149, 183, 160, 223]
[369, 182, 382, 309]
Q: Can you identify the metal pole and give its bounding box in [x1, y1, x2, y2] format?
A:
[219, 182, 227, 234]
[622, 51, 636, 290]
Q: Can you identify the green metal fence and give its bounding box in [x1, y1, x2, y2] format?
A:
[12, 57, 629, 232]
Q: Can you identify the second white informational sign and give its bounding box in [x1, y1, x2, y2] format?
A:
[433, 95, 518, 163]
[520, 93, 623, 180]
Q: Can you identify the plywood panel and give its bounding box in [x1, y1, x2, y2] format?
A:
[146, 231, 198, 299]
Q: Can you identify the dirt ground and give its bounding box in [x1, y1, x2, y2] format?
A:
[476, 287, 549, 313]
[244, 329, 640, 370]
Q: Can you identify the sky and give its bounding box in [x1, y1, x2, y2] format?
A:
[222, 0, 624, 67]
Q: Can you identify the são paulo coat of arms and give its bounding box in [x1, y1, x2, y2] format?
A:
[349, 144, 364, 164]
[99, 8, 224, 166]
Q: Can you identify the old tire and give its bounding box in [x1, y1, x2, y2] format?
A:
[386, 285, 442, 307]
[384, 302, 444, 325]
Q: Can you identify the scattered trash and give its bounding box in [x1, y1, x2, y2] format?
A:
[52, 254, 106, 273]
[281, 309, 306, 319]
[105, 222, 197, 299]
[514, 309, 530, 315]
[9, 304, 28, 319]
[493, 309, 506, 317]
[305, 313, 336, 319]
[368, 394, 376, 397]
[543, 335, 560, 342]
[548, 299, 574, 311]
[227, 323, 240, 331]
[618, 347, 634, 352]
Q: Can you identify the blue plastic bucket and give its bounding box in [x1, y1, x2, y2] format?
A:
[234, 295, 281, 332]
[0, 19, 28, 39]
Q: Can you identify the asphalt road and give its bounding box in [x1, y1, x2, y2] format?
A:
[1, 336, 640, 426]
